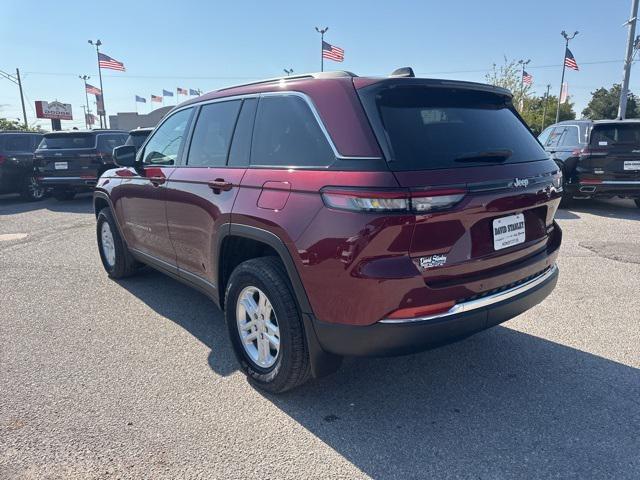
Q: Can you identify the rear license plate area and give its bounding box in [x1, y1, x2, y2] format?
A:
[493, 213, 525, 251]
[54, 162, 68, 170]
[623, 160, 640, 171]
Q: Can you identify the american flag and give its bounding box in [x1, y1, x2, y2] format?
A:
[177, 87, 188, 95]
[564, 48, 579, 71]
[98, 52, 126, 71]
[322, 41, 344, 62]
[151, 95, 162, 103]
[85, 83, 102, 95]
[522, 70, 533, 85]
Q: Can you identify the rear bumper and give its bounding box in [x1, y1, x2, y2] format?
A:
[567, 178, 640, 198]
[37, 176, 97, 189]
[313, 264, 559, 356]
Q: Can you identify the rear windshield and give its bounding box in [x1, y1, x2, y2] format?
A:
[590, 123, 640, 147]
[125, 131, 151, 148]
[38, 134, 95, 149]
[373, 87, 547, 170]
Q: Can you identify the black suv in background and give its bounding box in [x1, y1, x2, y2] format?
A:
[539, 119, 640, 207]
[0, 131, 44, 201]
[124, 127, 153, 148]
[34, 130, 127, 200]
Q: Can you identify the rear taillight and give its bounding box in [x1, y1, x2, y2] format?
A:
[0, 155, 6, 165]
[321, 188, 466, 213]
[386, 300, 456, 320]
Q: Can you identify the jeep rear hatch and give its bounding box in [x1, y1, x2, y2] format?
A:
[356, 79, 561, 289]
[578, 122, 640, 179]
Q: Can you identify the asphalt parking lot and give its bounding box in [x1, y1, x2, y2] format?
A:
[1, 194, 639, 479]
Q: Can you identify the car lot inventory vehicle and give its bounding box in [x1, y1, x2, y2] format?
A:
[539, 119, 640, 206]
[34, 129, 127, 200]
[94, 69, 563, 392]
[124, 127, 153, 149]
[0, 131, 44, 201]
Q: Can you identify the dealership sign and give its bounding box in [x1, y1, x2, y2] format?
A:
[35, 101, 73, 120]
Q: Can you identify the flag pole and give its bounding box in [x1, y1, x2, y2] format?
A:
[556, 31, 578, 123]
[315, 27, 328, 72]
[542, 84, 551, 132]
[176, 88, 179, 105]
[88, 40, 106, 128]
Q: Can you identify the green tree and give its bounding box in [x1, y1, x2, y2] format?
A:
[485, 56, 533, 113]
[521, 95, 576, 135]
[0, 117, 43, 132]
[582, 84, 638, 119]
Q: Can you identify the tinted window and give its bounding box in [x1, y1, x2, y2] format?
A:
[4, 135, 31, 151]
[374, 87, 547, 170]
[187, 100, 241, 167]
[39, 134, 94, 149]
[125, 131, 151, 148]
[97, 134, 126, 154]
[142, 108, 193, 165]
[545, 127, 563, 148]
[251, 95, 334, 167]
[538, 127, 553, 147]
[590, 123, 640, 147]
[228, 98, 258, 167]
[559, 126, 579, 147]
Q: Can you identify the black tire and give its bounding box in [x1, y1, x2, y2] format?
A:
[225, 257, 311, 393]
[53, 189, 76, 201]
[19, 175, 45, 202]
[96, 207, 141, 279]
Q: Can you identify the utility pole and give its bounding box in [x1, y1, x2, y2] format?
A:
[556, 30, 579, 123]
[517, 59, 531, 111]
[0, 68, 28, 129]
[618, 0, 640, 119]
[283, 68, 294, 76]
[81, 105, 88, 129]
[315, 26, 328, 72]
[79, 75, 92, 129]
[88, 39, 106, 128]
[541, 84, 551, 132]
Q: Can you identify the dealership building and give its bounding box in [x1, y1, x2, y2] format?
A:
[108, 106, 172, 131]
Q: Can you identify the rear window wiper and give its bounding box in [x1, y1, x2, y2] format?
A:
[454, 149, 513, 163]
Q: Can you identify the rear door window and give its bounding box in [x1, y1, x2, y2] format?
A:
[187, 100, 241, 167]
[371, 87, 548, 170]
[250, 95, 334, 167]
[559, 126, 579, 148]
[228, 98, 258, 167]
[39, 134, 95, 149]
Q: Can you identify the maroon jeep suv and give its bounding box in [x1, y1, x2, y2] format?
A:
[94, 69, 562, 392]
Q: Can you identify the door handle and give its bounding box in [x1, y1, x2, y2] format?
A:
[208, 179, 233, 192]
[149, 176, 166, 186]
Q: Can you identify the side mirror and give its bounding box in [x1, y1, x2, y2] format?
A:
[113, 145, 138, 167]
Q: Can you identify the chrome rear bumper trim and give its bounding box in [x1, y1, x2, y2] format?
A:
[600, 180, 640, 185]
[379, 264, 558, 324]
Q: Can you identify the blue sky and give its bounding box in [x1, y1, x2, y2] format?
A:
[0, 0, 635, 129]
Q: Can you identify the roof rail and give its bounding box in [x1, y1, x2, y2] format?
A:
[216, 71, 357, 92]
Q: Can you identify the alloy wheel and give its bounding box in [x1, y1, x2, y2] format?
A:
[236, 286, 281, 369]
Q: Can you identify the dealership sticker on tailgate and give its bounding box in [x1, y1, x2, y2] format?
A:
[623, 160, 640, 170]
[493, 213, 526, 251]
[54, 162, 68, 170]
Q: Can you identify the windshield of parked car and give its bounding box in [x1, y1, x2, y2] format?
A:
[38, 133, 95, 149]
[374, 87, 547, 170]
[590, 123, 640, 147]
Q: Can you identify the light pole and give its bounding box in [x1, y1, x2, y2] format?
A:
[556, 30, 578, 123]
[283, 68, 294, 76]
[517, 59, 531, 111]
[0, 68, 28, 129]
[618, 0, 640, 119]
[315, 26, 328, 72]
[541, 84, 551, 132]
[88, 39, 106, 128]
[79, 75, 92, 129]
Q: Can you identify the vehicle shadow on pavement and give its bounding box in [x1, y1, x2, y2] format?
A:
[0, 194, 94, 216]
[115, 268, 237, 377]
[266, 327, 640, 479]
[563, 197, 640, 221]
